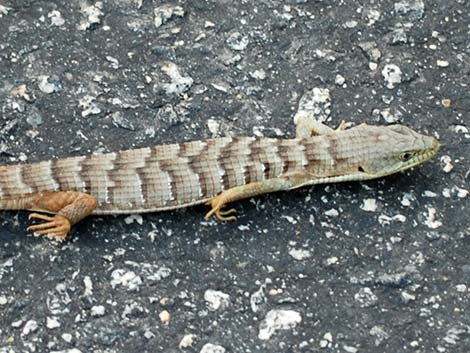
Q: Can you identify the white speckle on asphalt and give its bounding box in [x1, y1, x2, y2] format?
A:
[90, 305, 106, 317]
[324, 208, 339, 217]
[258, 309, 302, 340]
[226, 32, 249, 51]
[21, 320, 38, 336]
[335, 74, 345, 86]
[200, 343, 226, 353]
[436, 59, 449, 67]
[207, 119, 220, 135]
[154, 4, 184, 28]
[382, 64, 402, 89]
[179, 334, 196, 349]
[440, 155, 453, 172]
[250, 69, 266, 80]
[289, 248, 312, 260]
[161, 62, 194, 95]
[110, 269, 142, 290]
[83, 276, 93, 296]
[78, 1, 103, 31]
[48, 10, 65, 26]
[319, 332, 333, 348]
[423, 207, 442, 229]
[124, 214, 143, 225]
[361, 198, 377, 212]
[46, 317, 61, 329]
[38, 75, 57, 94]
[204, 289, 230, 311]
[61, 333, 73, 343]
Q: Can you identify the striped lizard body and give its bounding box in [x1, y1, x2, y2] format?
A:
[0, 118, 440, 241]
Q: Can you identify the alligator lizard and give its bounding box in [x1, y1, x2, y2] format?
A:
[0, 116, 439, 241]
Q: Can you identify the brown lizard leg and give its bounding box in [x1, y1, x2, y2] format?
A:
[205, 178, 295, 221]
[26, 191, 97, 241]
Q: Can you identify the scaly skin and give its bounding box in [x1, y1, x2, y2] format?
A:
[0, 118, 440, 241]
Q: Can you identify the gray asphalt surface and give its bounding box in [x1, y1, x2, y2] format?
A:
[0, 1, 469, 352]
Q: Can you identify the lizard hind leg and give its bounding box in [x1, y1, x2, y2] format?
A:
[27, 191, 97, 241]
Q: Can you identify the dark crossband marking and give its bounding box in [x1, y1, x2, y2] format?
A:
[0, 165, 32, 197]
[79, 153, 116, 207]
[189, 137, 232, 197]
[108, 148, 151, 210]
[248, 138, 284, 180]
[217, 137, 255, 190]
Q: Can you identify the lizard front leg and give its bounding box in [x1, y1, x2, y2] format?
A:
[205, 177, 298, 221]
[294, 113, 347, 138]
[27, 191, 97, 241]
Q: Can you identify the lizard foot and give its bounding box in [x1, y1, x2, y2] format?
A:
[205, 198, 237, 222]
[27, 213, 71, 241]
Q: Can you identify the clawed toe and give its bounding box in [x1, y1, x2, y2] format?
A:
[27, 213, 71, 241]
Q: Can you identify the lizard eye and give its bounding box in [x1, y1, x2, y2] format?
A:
[400, 152, 413, 161]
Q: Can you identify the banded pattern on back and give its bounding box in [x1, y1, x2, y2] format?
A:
[0, 136, 336, 214]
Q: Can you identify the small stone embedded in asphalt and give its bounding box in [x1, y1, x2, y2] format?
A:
[38, 75, 58, 94]
[204, 289, 230, 311]
[288, 248, 312, 260]
[355, 287, 378, 307]
[200, 343, 226, 353]
[258, 309, 302, 340]
[179, 334, 196, 349]
[382, 64, 402, 89]
[226, 32, 249, 51]
[370, 325, 390, 346]
[21, 320, 38, 336]
[394, 0, 425, 21]
[360, 198, 377, 212]
[78, 1, 104, 30]
[90, 305, 106, 317]
[154, 4, 185, 28]
[250, 284, 267, 313]
[160, 62, 193, 95]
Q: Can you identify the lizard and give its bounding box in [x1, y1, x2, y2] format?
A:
[0, 115, 439, 241]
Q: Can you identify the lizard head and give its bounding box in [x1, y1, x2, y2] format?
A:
[355, 124, 440, 179]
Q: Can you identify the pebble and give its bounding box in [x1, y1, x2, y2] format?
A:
[78, 1, 103, 30]
[436, 59, 449, 67]
[179, 334, 196, 349]
[0, 4, 11, 17]
[161, 62, 193, 95]
[319, 332, 333, 348]
[394, 0, 425, 21]
[334, 74, 345, 86]
[204, 289, 230, 311]
[22, 320, 38, 336]
[258, 309, 302, 340]
[90, 305, 106, 317]
[207, 119, 220, 135]
[382, 64, 402, 89]
[440, 155, 453, 173]
[250, 69, 266, 80]
[200, 343, 226, 353]
[441, 98, 451, 107]
[289, 248, 312, 260]
[354, 287, 378, 307]
[46, 317, 61, 329]
[61, 333, 73, 343]
[360, 198, 377, 212]
[226, 32, 249, 51]
[154, 5, 184, 28]
[48, 10, 65, 26]
[423, 207, 442, 229]
[159, 310, 170, 324]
